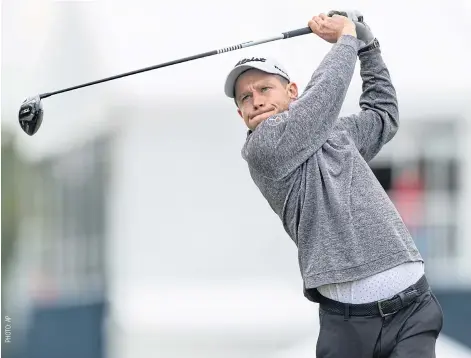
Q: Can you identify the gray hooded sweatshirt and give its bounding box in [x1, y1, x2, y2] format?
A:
[241, 35, 423, 301]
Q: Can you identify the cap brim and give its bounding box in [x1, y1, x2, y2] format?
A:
[224, 63, 284, 99]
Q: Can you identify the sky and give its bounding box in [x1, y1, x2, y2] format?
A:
[2, 0, 471, 157]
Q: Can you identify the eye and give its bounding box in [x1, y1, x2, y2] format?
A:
[261, 87, 270, 92]
[241, 94, 251, 102]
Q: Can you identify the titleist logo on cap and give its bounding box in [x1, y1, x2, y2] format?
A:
[235, 57, 266, 66]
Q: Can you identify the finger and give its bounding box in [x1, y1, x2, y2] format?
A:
[319, 13, 328, 20]
[314, 17, 323, 29]
[308, 19, 320, 31]
[311, 15, 323, 26]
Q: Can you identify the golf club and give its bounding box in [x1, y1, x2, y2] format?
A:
[18, 26, 313, 136]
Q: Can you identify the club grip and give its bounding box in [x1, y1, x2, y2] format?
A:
[282, 27, 312, 39]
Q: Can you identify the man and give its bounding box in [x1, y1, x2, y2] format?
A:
[223, 11, 444, 358]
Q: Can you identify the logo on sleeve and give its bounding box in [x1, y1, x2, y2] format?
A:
[267, 115, 284, 126]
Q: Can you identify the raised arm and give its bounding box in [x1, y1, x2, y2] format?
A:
[335, 43, 399, 162]
[326, 13, 399, 162]
[242, 16, 362, 180]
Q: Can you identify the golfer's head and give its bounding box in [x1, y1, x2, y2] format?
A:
[224, 57, 298, 131]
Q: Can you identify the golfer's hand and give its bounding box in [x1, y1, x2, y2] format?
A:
[328, 10, 375, 48]
[308, 13, 356, 43]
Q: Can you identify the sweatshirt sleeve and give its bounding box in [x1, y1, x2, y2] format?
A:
[242, 35, 360, 180]
[335, 46, 399, 162]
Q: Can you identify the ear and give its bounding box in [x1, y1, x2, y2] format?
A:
[287, 82, 298, 99]
[237, 108, 243, 118]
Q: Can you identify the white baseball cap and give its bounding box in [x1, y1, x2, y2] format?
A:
[224, 56, 291, 98]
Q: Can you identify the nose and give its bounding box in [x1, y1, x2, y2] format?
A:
[252, 93, 265, 108]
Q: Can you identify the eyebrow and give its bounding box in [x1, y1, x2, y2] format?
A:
[236, 81, 273, 102]
[237, 91, 250, 101]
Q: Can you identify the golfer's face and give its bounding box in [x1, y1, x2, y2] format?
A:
[235, 70, 294, 131]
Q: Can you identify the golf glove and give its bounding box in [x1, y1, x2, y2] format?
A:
[328, 10, 375, 49]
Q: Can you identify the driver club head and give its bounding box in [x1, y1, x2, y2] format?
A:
[18, 95, 43, 136]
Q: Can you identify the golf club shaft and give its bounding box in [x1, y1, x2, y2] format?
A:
[39, 27, 312, 100]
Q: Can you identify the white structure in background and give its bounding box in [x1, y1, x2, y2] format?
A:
[102, 92, 471, 358]
[4, 0, 471, 357]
